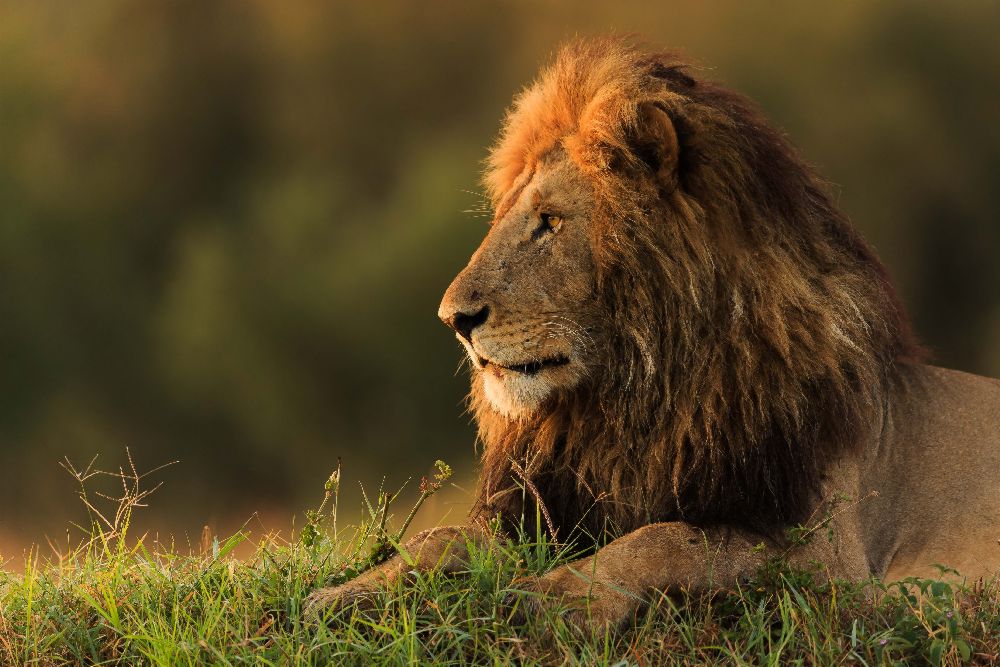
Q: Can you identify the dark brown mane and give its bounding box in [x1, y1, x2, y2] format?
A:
[471, 38, 923, 545]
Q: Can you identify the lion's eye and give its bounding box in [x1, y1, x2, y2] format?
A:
[532, 212, 563, 240]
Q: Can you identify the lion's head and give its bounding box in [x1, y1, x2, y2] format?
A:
[438, 149, 599, 418]
[440, 38, 923, 541]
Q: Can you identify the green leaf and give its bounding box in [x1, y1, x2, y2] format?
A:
[928, 638, 944, 666]
[955, 639, 971, 661]
[215, 531, 248, 560]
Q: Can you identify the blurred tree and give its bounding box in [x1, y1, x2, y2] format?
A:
[0, 0, 996, 549]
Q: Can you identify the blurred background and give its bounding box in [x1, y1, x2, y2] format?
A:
[1, 0, 998, 558]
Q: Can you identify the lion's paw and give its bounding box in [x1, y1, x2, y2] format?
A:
[505, 570, 635, 633]
[505, 575, 575, 625]
[304, 579, 385, 621]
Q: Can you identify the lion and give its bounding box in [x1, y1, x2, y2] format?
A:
[307, 37, 1000, 629]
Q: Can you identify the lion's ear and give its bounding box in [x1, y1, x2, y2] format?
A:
[631, 102, 679, 190]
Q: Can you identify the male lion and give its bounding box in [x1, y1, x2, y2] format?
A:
[308, 38, 1000, 628]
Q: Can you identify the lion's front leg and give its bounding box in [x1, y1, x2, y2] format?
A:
[305, 524, 491, 619]
[511, 522, 767, 630]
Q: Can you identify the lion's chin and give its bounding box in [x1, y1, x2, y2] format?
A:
[480, 361, 583, 419]
[481, 372, 551, 418]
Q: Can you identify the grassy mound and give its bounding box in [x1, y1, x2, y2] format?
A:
[2, 458, 998, 665]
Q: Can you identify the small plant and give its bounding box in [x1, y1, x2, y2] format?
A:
[877, 566, 973, 665]
[304, 459, 453, 588]
[60, 448, 178, 553]
[300, 460, 342, 551]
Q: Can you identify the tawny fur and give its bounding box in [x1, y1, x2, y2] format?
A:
[474, 38, 922, 542]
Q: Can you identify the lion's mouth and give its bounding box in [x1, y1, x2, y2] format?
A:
[480, 355, 570, 376]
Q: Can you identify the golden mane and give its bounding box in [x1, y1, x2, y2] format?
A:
[471, 38, 923, 543]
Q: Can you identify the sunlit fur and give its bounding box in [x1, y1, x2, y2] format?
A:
[470, 38, 924, 542]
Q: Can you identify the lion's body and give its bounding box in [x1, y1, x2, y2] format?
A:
[749, 364, 1000, 585]
[306, 38, 1000, 627]
[858, 365, 1000, 580]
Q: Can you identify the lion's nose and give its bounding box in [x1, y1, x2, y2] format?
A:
[443, 305, 490, 342]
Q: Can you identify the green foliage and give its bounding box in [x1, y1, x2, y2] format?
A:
[301, 459, 454, 588]
[3, 0, 1000, 547]
[2, 463, 999, 665]
[877, 567, 974, 666]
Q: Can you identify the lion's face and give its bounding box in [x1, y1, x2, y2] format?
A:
[439, 151, 598, 418]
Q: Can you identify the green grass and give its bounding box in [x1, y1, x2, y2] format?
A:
[3, 459, 999, 665]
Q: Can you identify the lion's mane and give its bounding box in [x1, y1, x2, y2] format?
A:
[471, 38, 923, 543]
